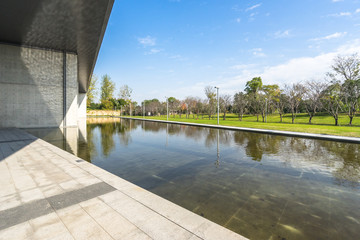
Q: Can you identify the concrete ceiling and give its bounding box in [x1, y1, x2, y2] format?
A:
[0, 0, 114, 93]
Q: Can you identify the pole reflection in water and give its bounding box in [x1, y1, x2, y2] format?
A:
[166, 123, 169, 147]
[26, 118, 360, 240]
[215, 128, 220, 167]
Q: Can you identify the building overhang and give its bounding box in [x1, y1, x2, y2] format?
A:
[0, 0, 114, 93]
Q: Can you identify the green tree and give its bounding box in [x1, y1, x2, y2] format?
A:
[167, 97, 179, 117]
[100, 74, 115, 102]
[245, 77, 263, 121]
[87, 75, 98, 108]
[245, 77, 263, 94]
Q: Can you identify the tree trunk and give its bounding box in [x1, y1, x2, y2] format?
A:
[279, 114, 283, 123]
[309, 115, 313, 124]
[257, 114, 259, 122]
[240, 114, 243, 121]
[334, 116, 338, 126]
[292, 113, 295, 124]
[349, 116, 353, 126]
[223, 112, 226, 120]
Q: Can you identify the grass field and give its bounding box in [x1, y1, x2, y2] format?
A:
[121, 112, 360, 137]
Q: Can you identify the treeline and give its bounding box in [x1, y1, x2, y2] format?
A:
[87, 74, 135, 115]
[88, 54, 360, 126]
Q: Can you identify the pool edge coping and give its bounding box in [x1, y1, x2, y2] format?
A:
[115, 117, 360, 144]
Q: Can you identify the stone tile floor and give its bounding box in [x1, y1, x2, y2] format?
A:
[0, 128, 247, 240]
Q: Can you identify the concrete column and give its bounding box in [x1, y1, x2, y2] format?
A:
[62, 52, 79, 127]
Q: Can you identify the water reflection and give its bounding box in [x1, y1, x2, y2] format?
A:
[27, 117, 360, 240]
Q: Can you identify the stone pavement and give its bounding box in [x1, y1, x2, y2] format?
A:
[0, 128, 247, 240]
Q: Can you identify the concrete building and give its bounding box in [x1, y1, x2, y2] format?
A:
[0, 0, 114, 128]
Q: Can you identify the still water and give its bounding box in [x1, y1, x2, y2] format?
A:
[27, 117, 360, 240]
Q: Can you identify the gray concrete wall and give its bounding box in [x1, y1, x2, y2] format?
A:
[78, 93, 87, 119]
[0, 43, 83, 128]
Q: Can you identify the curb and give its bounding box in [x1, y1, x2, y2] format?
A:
[114, 117, 360, 144]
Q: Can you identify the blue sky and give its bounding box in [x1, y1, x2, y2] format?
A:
[93, 0, 360, 103]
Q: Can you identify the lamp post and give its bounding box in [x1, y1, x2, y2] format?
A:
[214, 86, 219, 125]
[165, 96, 169, 121]
[215, 128, 220, 167]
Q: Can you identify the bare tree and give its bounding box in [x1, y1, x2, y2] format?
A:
[219, 94, 232, 120]
[119, 84, 133, 115]
[322, 83, 344, 126]
[275, 93, 288, 123]
[233, 92, 248, 121]
[204, 86, 216, 120]
[328, 54, 360, 125]
[184, 96, 198, 118]
[285, 83, 306, 124]
[303, 80, 327, 124]
[258, 93, 267, 122]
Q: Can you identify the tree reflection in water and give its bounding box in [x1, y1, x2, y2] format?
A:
[82, 118, 360, 188]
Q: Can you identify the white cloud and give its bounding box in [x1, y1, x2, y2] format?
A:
[137, 36, 156, 47]
[246, 3, 262, 11]
[219, 40, 360, 94]
[145, 48, 162, 55]
[169, 54, 187, 61]
[236, 18, 241, 23]
[356, 9, 360, 13]
[332, 0, 344, 2]
[230, 64, 256, 70]
[252, 48, 266, 57]
[273, 30, 291, 39]
[311, 32, 347, 41]
[154, 40, 360, 101]
[329, 12, 352, 17]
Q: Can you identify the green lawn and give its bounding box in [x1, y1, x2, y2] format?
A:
[122, 112, 360, 137]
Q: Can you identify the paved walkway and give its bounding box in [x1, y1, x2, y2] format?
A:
[0, 128, 247, 240]
[118, 117, 360, 143]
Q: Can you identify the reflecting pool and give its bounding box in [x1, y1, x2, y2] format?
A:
[26, 117, 360, 240]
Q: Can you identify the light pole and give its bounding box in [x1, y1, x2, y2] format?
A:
[165, 96, 169, 121]
[214, 86, 219, 125]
